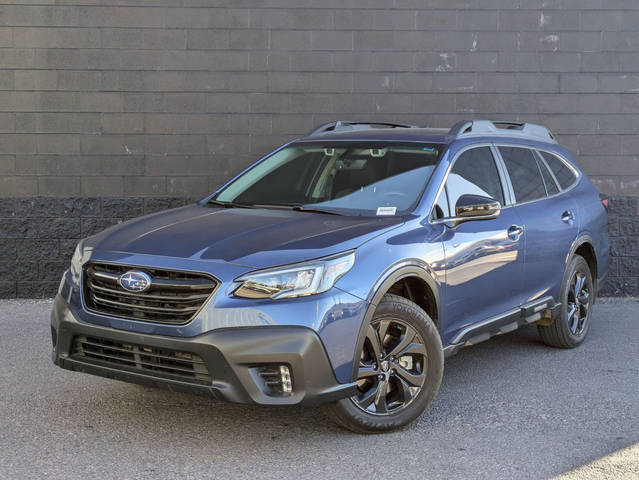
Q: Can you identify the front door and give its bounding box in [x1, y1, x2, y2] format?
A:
[438, 146, 525, 342]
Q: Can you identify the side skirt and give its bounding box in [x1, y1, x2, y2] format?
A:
[443, 296, 561, 358]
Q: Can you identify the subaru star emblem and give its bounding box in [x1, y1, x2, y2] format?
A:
[118, 271, 152, 293]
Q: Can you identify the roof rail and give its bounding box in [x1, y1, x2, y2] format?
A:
[448, 119, 556, 143]
[307, 120, 420, 137]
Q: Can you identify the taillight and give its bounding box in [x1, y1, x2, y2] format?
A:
[599, 193, 609, 211]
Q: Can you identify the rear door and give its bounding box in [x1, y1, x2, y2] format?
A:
[496, 146, 578, 304]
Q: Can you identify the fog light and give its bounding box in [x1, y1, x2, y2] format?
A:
[279, 365, 292, 395]
[254, 365, 293, 397]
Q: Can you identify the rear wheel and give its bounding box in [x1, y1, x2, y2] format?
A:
[322, 294, 443, 433]
[539, 254, 594, 348]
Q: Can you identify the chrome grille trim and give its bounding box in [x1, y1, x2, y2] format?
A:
[89, 268, 215, 289]
[87, 282, 211, 302]
[83, 262, 219, 325]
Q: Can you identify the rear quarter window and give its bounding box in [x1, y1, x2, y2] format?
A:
[537, 155, 560, 195]
[499, 146, 546, 203]
[539, 151, 578, 190]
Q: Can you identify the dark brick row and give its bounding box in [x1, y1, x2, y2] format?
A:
[0, 195, 637, 299]
[0, 196, 193, 298]
[0, 197, 190, 218]
[599, 196, 639, 297]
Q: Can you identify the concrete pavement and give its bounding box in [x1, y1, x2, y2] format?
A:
[1, 299, 637, 479]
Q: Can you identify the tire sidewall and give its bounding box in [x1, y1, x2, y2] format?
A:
[331, 295, 444, 432]
[558, 255, 593, 345]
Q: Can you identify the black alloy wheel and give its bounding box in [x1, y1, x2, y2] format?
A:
[539, 254, 594, 348]
[351, 318, 427, 415]
[352, 319, 428, 415]
[322, 294, 443, 433]
[566, 271, 590, 336]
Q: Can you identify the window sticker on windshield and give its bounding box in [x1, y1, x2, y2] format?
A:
[376, 206, 397, 216]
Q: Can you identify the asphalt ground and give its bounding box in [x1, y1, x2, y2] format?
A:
[1, 299, 638, 479]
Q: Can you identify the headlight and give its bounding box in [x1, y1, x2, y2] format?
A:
[234, 251, 355, 299]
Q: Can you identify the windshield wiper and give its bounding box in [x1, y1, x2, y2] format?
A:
[291, 206, 342, 216]
[208, 199, 255, 209]
[250, 203, 343, 216]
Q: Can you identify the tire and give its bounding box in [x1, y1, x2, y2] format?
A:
[322, 294, 444, 433]
[539, 254, 594, 349]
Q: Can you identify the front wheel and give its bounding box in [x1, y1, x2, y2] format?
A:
[322, 294, 443, 433]
[539, 254, 594, 348]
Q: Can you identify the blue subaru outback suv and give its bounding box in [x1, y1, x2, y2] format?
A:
[51, 119, 609, 433]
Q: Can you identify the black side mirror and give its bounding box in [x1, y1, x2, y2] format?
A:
[454, 194, 501, 222]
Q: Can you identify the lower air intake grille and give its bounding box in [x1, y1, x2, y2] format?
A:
[83, 262, 218, 325]
[73, 336, 212, 384]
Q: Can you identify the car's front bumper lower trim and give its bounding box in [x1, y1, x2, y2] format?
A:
[51, 295, 357, 406]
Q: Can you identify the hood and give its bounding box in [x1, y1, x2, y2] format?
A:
[88, 204, 404, 268]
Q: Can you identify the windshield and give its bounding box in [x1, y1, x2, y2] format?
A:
[213, 142, 443, 216]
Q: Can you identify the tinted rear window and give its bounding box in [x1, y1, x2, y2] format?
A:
[540, 151, 577, 190]
[499, 147, 546, 203]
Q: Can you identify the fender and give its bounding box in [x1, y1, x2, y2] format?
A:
[349, 259, 441, 382]
[565, 233, 598, 293]
[565, 234, 595, 265]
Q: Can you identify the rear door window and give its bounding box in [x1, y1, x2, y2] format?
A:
[539, 151, 578, 190]
[499, 146, 546, 203]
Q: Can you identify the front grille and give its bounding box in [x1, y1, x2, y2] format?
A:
[73, 336, 212, 384]
[83, 262, 218, 325]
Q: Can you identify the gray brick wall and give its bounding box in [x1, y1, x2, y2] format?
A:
[0, 2, 638, 297]
[0, 2, 638, 194]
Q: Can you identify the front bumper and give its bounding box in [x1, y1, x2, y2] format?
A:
[51, 295, 356, 406]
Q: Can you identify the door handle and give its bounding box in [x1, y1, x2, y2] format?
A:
[561, 210, 574, 224]
[507, 225, 524, 241]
